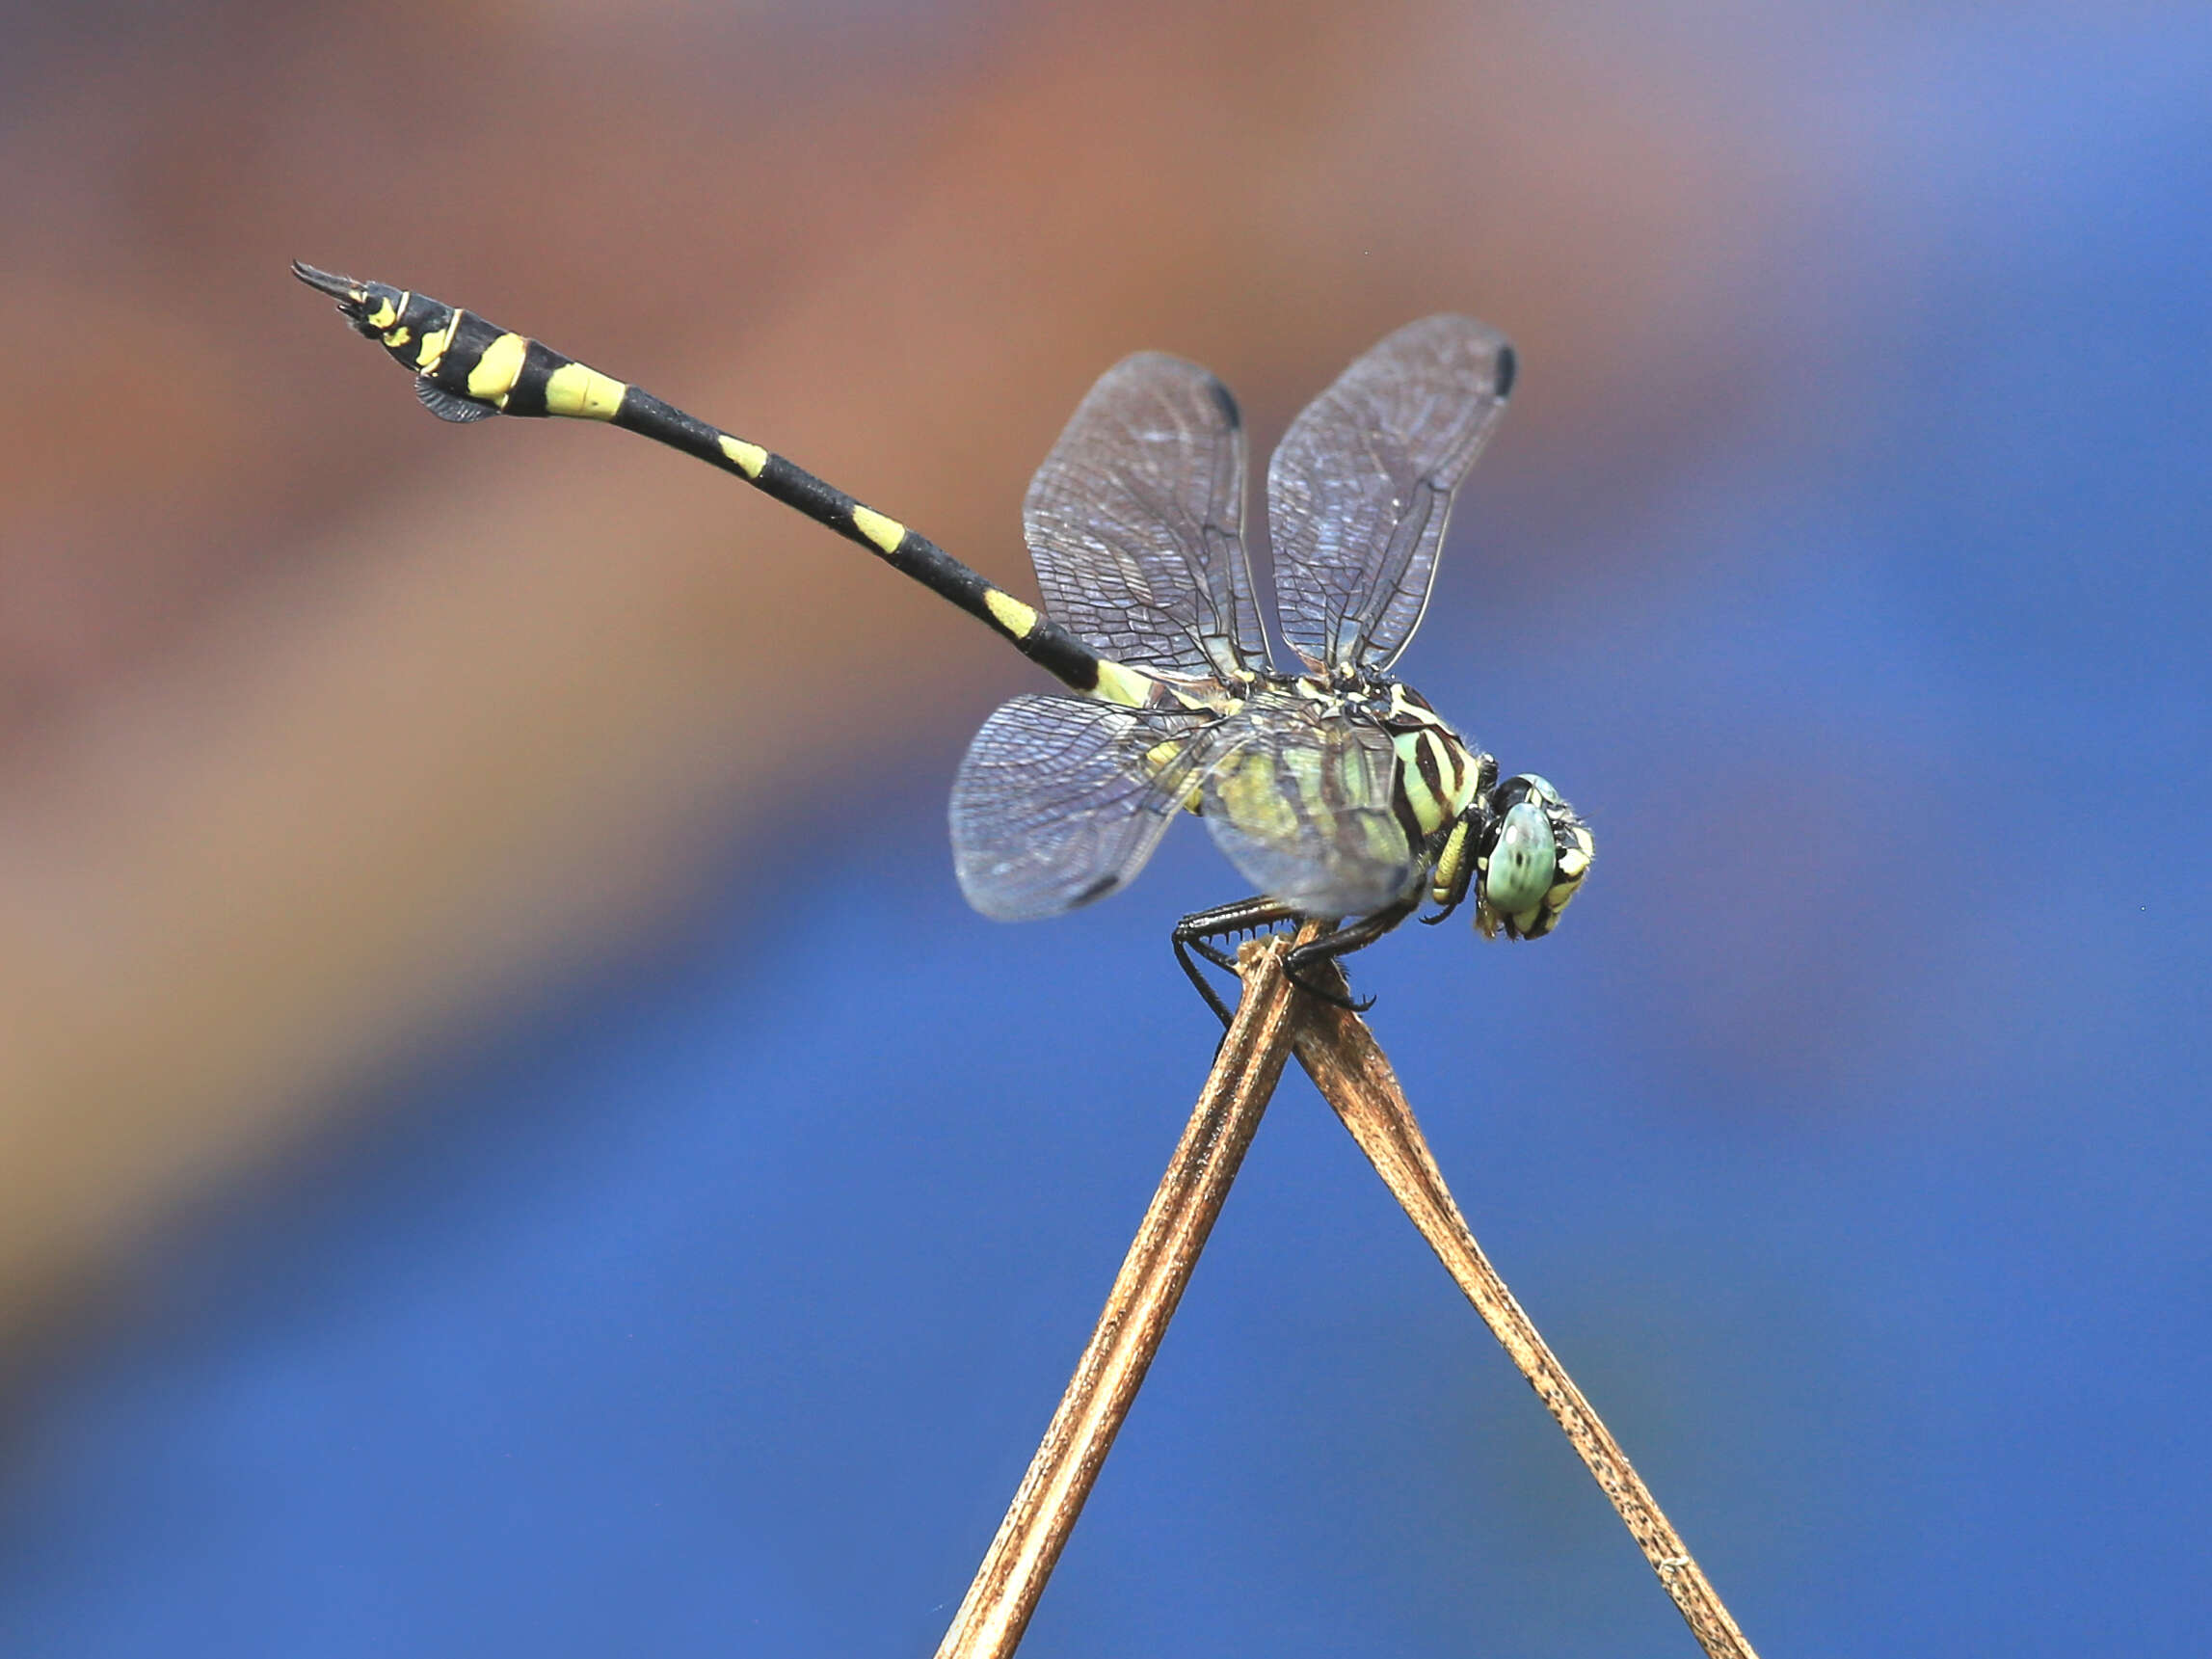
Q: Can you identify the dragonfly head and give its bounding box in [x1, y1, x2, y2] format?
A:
[1467, 773, 1592, 941]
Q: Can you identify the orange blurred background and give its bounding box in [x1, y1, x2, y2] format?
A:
[12, 3, 2212, 1652]
[0, 0, 1780, 1362]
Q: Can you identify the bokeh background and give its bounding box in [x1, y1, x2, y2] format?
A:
[1, 2, 2206, 1652]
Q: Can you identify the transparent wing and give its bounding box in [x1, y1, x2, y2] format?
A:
[1025, 353, 1265, 682]
[1266, 315, 1514, 674]
[1197, 697, 1421, 917]
[951, 693, 1223, 922]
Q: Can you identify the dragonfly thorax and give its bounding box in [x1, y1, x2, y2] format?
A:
[1265, 669, 1491, 841]
[1260, 674, 1598, 944]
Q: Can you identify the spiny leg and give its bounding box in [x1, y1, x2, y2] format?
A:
[1172, 896, 1304, 1027]
[1282, 893, 1423, 1014]
[1170, 896, 1415, 1025]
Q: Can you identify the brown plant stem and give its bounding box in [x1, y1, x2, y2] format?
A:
[932, 933, 1313, 1659]
[1288, 987, 1761, 1659]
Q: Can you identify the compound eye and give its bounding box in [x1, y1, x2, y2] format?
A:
[1484, 800, 1557, 916]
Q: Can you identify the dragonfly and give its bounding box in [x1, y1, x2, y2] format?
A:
[294, 261, 1592, 1022]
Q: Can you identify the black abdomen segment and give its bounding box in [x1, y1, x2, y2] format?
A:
[294, 261, 1158, 709]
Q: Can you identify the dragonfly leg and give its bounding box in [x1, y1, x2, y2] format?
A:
[1172, 896, 1304, 1027]
[1281, 894, 1425, 1014]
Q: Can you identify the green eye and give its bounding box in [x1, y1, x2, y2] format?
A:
[1484, 800, 1557, 916]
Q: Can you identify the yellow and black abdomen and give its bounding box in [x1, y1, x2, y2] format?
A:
[290, 265, 628, 425]
[292, 259, 1152, 706]
[389, 297, 629, 424]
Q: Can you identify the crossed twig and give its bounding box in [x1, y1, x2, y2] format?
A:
[933, 932, 1758, 1659]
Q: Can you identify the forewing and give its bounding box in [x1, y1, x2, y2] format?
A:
[1025, 353, 1264, 682]
[1266, 316, 1514, 674]
[1198, 700, 1420, 917]
[951, 693, 1219, 922]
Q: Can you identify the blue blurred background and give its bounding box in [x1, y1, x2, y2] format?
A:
[0, 2, 2205, 1653]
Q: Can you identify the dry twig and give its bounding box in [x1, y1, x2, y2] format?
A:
[1290, 981, 1761, 1659]
[936, 935, 1758, 1659]
[932, 931, 1314, 1659]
